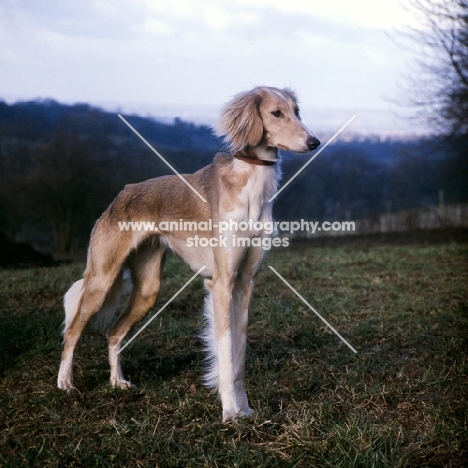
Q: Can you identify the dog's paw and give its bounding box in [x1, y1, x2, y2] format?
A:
[111, 378, 137, 390]
[222, 408, 239, 423]
[57, 377, 76, 393]
[239, 406, 254, 418]
[222, 406, 254, 422]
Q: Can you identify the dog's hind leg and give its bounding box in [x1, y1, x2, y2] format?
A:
[58, 227, 134, 391]
[58, 268, 123, 391]
[107, 241, 165, 389]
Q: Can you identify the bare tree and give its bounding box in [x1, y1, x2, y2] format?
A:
[404, 0, 468, 136]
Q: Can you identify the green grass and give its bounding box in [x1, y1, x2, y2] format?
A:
[0, 240, 467, 467]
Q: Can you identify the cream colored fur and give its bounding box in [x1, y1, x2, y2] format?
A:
[58, 86, 319, 422]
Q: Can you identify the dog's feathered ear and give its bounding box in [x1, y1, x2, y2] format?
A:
[215, 90, 264, 152]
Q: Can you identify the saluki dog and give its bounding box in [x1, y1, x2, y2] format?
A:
[58, 86, 320, 422]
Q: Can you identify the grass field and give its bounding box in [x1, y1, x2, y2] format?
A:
[0, 235, 467, 467]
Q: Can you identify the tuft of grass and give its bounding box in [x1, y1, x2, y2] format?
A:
[0, 239, 467, 467]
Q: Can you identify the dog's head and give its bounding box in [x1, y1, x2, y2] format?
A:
[216, 86, 320, 153]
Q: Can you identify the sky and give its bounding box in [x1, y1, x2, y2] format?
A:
[0, 0, 428, 135]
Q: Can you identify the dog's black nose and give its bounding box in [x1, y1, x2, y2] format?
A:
[307, 136, 320, 151]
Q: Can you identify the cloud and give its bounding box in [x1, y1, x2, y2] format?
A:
[231, 0, 416, 29]
[0, 0, 415, 131]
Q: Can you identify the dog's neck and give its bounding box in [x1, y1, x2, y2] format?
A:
[234, 146, 278, 166]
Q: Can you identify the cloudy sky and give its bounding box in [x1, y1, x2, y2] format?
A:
[0, 0, 427, 135]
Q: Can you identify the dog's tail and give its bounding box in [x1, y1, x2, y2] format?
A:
[62, 270, 129, 336]
[63, 279, 85, 335]
[200, 288, 219, 390]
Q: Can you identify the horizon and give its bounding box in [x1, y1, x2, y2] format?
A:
[1, 94, 431, 139]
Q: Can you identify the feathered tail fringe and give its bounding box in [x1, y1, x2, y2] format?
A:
[200, 289, 219, 390]
[62, 270, 130, 338]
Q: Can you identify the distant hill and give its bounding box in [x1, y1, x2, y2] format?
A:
[0, 99, 222, 152]
[0, 99, 465, 255]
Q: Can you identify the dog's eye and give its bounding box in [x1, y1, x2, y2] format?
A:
[271, 110, 283, 118]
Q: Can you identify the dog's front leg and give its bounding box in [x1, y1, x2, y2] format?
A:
[211, 276, 243, 422]
[231, 273, 254, 417]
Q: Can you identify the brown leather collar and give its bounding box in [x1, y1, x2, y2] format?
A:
[234, 150, 277, 166]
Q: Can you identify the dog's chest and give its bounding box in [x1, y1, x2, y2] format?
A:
[222, 167, 277, 223]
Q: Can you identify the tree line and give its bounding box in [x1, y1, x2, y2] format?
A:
[0, 100, 465, 256]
